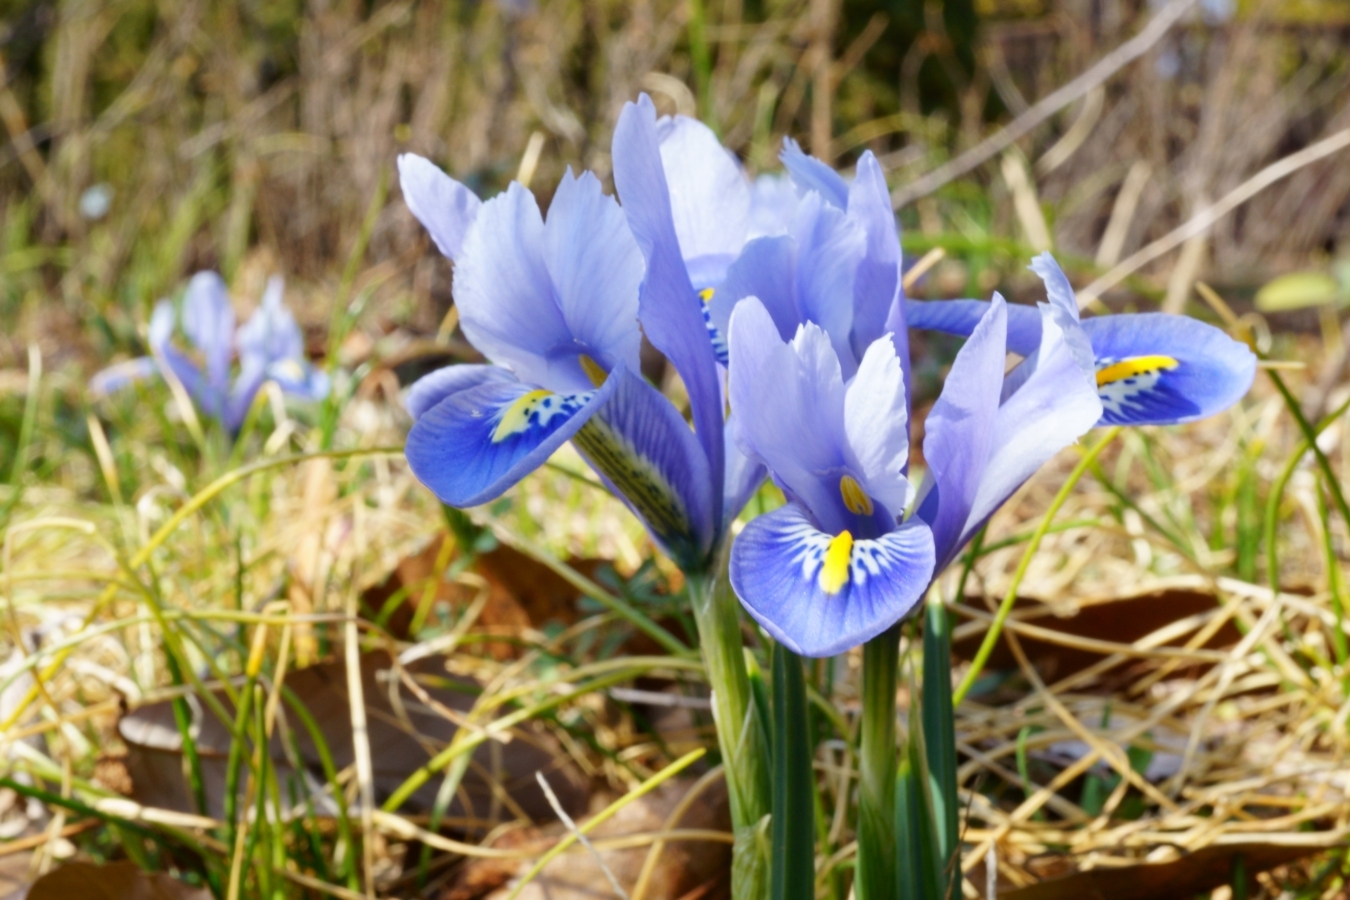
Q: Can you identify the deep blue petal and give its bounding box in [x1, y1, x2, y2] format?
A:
[905, 298, 1043, 356]
[779, 138, 849, 210]
[730, 505, 935, 657]
[405, 365, 516, 421]
[1083, 314, 1256, 426]
[612, 95, 724, 517]
[406, 372, 618, 508]
[571, 367, 716, 570]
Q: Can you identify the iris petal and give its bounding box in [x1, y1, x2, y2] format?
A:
[779, 138, 849, 210]
[406, 365, 516, 421]
[571, 367, 715, 570]
[406, 372, 618, 508]
[182, 272, 235, 417]
[612, 95, 725, 511]
[1083, 314, 1256, 426]
[730, 505, 935, 657]
[397, 153, 483, 262]
[847, 152, 902, 359]
[905, 298, 1043, 357]
[654, 114, 750, 281]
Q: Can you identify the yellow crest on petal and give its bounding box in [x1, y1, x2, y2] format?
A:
[839, 475, 874, 516]
[579, 354, 608, 388]
[819, 531, 853, 595]
[492, 390, 553, 442]
[1095, 355, 1179, 388]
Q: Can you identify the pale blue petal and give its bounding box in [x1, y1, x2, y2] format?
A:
[237, 276, 303, 369]
[655, 114, 750, 284]
[148, 300, 205, 406]
[920, 297, 1008, 569]
[454, 182, 579, 392]
[397, 153, 483, 262]
[406, 371, 618, 508]
[722, 423, 766, 527]
[541, 168, 643, 377]
[791, 192, 864, 375]
[182, 271, 235, 415]
[779, 138, 848, 210]
[843, 333, 912, 521]
[708, 235, 798, 343]
[964, 299, 1101, 551]
[89, 357, 158, 397]
[728, 299, 849, 534]
[1028, 252, 1081, 321]
[905, 298, 1043, 356]
[730, 504, 935, 657]
[571, 366, 715, 570]
[747, 174, 798, 239]
[1083, 314, 1255, 426]
[405, 365, 516, 421]
[847, 152, 902, 359]
[612, 94, 725, 507]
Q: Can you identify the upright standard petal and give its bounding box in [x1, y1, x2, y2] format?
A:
[847, 152, 902, 359]
[961, 299, 1101, 560]
[728, 300, 849, 533]
[406, 370, 619, 508]
[779, 138, 849, 210]
[655, 115, 750, 285]
[747, 174, 798, 239]
[1083, 314, 1256, 426]
[236, 277, 303, 368]
[612, 94, 724, 509]
[709, 236, 798, 344]
[731, 505, 934, 657]
[541, 168, 644, 378]
[571, 367, 715, 570]
[181, 272, 235, 416]
[398, 154, 483, 262]
[842, 334, 912, 521]
[919, 297, 1008, 568]
[790, 192, 865, 374]
[453, 182, 576, 392]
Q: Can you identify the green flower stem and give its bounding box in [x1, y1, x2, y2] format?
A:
[857, 624, 901, 900]
[686, 554, 771, 897]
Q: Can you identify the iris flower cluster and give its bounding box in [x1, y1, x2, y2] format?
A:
[92, 272, 330, 432]
[399, 94, 1255, 658]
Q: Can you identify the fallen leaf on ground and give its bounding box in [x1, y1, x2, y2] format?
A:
[25, 860, 209, 900]
[442, 776, 731, 900]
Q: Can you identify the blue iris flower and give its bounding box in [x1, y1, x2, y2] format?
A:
[719, 143, 1253, 655]
[726, 300, 935, 656]
[400, 146, 723, 569]
[90, 272, 329, 431]
[905, 260, 1258, 429]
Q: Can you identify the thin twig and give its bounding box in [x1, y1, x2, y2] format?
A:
[1079, 126, 1350, 306]
[890, 0, 1198, 208]
[537, 771, 630, 900]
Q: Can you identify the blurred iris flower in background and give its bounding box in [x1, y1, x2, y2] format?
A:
[90, 272, 329, 432]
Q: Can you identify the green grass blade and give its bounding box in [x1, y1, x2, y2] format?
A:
[857, 625, 900, 900]
[921, 595, 959, 896]
[770, 642, 816, 900]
